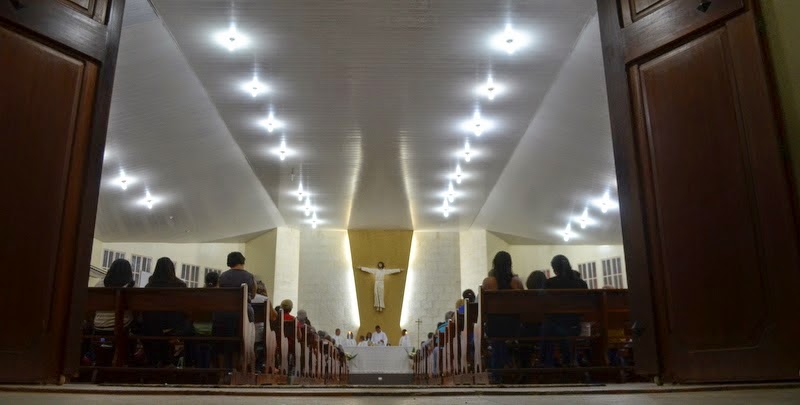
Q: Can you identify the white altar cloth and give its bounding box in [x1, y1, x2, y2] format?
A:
[346, 346, 413, 374]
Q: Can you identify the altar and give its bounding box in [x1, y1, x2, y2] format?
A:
[346, 346, 414, 385]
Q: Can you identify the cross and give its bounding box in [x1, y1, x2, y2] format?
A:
[415, 318, 423, 350]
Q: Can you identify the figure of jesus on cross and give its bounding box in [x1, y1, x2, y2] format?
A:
[359, 261, 403, 312]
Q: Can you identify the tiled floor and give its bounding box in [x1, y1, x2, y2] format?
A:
[1, 384, 799, 405]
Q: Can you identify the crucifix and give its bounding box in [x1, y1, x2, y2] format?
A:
[358, 261, 403, 312]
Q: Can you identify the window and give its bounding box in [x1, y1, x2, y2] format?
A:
[578, 262, 598, 289]
[102, 249, 126, 269]
[602, 257, 625, 288]
[204, 267, 222, 276]
[131, 255, 152, 285]
[181, 263, 201, 288]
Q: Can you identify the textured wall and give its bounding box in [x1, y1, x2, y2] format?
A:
[297, 229, 360, 336]
[348, 230, 413, 343]
[273, 227, 300, 308]
[400, 231, 461, 347]
[486, 231, 511, 270]
[244, 229, 277, 298]
[459, 229, 488, 293]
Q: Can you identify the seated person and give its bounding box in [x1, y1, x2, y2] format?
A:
[526, 270, 547, 290]
[142, 257, 191, 367]
[280, 299, 295, 321]
[481, 251, 524, 382]
[542, 255, 588, 367]
[213, 251, 257, 370]
[90, 259, 135, 366]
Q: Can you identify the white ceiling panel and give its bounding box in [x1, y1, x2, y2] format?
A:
[473, 15, 622, 244]
[97, 11, 284, 243]
[150, 0, 599, 231]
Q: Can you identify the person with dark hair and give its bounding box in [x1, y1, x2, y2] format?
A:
[398, 329, 411, 347]
[371, 325, 388, 346]
[542, 254, 589, 367]
[142, 257, 190, 367]
[481, 251, 523, 383]
[457, 289, 476, 314]
[93, 259, 135, 333]
[205, 271, 220, 288]
[526, 270, 548, 290]
[213, 251, 257, 370]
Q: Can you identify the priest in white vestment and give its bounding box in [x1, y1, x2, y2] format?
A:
[343, 331, 358, 347]
[332, 328, 344, 347]
[371, 325, 388, 346]
[398, 329, 412, 347]
[359, 261, 403, 311]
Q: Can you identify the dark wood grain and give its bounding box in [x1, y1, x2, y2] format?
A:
[0, 0, 124, 383]
[598, 0, 800, 383]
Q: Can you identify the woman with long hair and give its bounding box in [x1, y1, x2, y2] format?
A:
[142, 257, 190, 367]
[481, 251, 523, 383]
[94, 259, 135, 332]
[542, 254, 588, 368]
[146, 257, 186, 288]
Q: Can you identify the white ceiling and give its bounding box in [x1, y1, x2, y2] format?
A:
[95, 0, 622, 244]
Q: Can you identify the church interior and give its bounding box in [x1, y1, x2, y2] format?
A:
[2, 0, 800, 402]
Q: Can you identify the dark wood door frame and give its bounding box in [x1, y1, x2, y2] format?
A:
[0, 0, 125, 383]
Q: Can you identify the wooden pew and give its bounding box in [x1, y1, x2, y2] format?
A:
[477, 288, 634, 384]
[81, 286, 255, 385]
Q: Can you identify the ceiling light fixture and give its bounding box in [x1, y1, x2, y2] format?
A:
[454, 164, 463, 185]
[476, 76, 504, 101]
[279, 140, 287, 161]
[594, 191, 615, 214]
[145, 191, 154, 210]
[492, 24, 530, 55]
[259, 112, 281, 133]
[215, 25, 250, 52]
[470, 111, 485, 136]
[447, 182, 456, 203]
[579, 208, 590, 229]
[297, 182, 305, 201]
[463, 140, 472, 162]
[442, 198, 450, 218]
[118, 170, 129, 190]
[563, 222, 573, 242]
[304, 196, 312, 217]
[243, 75, 266, 98]
[311, 212, 318, 229]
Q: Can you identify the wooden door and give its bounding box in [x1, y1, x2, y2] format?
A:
[598, 0, 800, 382]
[0, 0, 124, 383]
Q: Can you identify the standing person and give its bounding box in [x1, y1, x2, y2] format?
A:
[398, 329, 411, 347]
[365, 332, 373, 346]
[371, 325, 388, 346]
[142, 257, 190, 367]
[213, 251, 256, 371]
[333, 328, 344, 347]
[542, 255, 588, 367]
[357, 336, 369, 347]
[344, 331, 357, 347]
[358, 262, 403, 312]
[481, 251, 524, 383]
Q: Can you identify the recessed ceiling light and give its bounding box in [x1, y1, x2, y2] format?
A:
[139, 190, 158, 210]
[454, 164, 463, 184]
[259, 112, 282, 133]
[475, 76, 504, 101]
[279, 140, 287, 161]
[462, 111, 492, 137]
[311, 212, 319, 229]
[442, 198, 451, 218]
[304, 196, 312, 217]
[215, 25, 250, 52]
[563, 222, 573, 242]
[447, 182, 456, 203]
[463, 139, 472, 162]
[297, 182, 305, 201]
[578, 208, 590, 229]
[242, 76, 267, 98]
[116, 170, 133, 190]
[593, 191, 617, 214]
[491, 24, 531, 54]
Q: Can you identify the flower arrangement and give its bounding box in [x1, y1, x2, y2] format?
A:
[345, 352, 358, 361]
